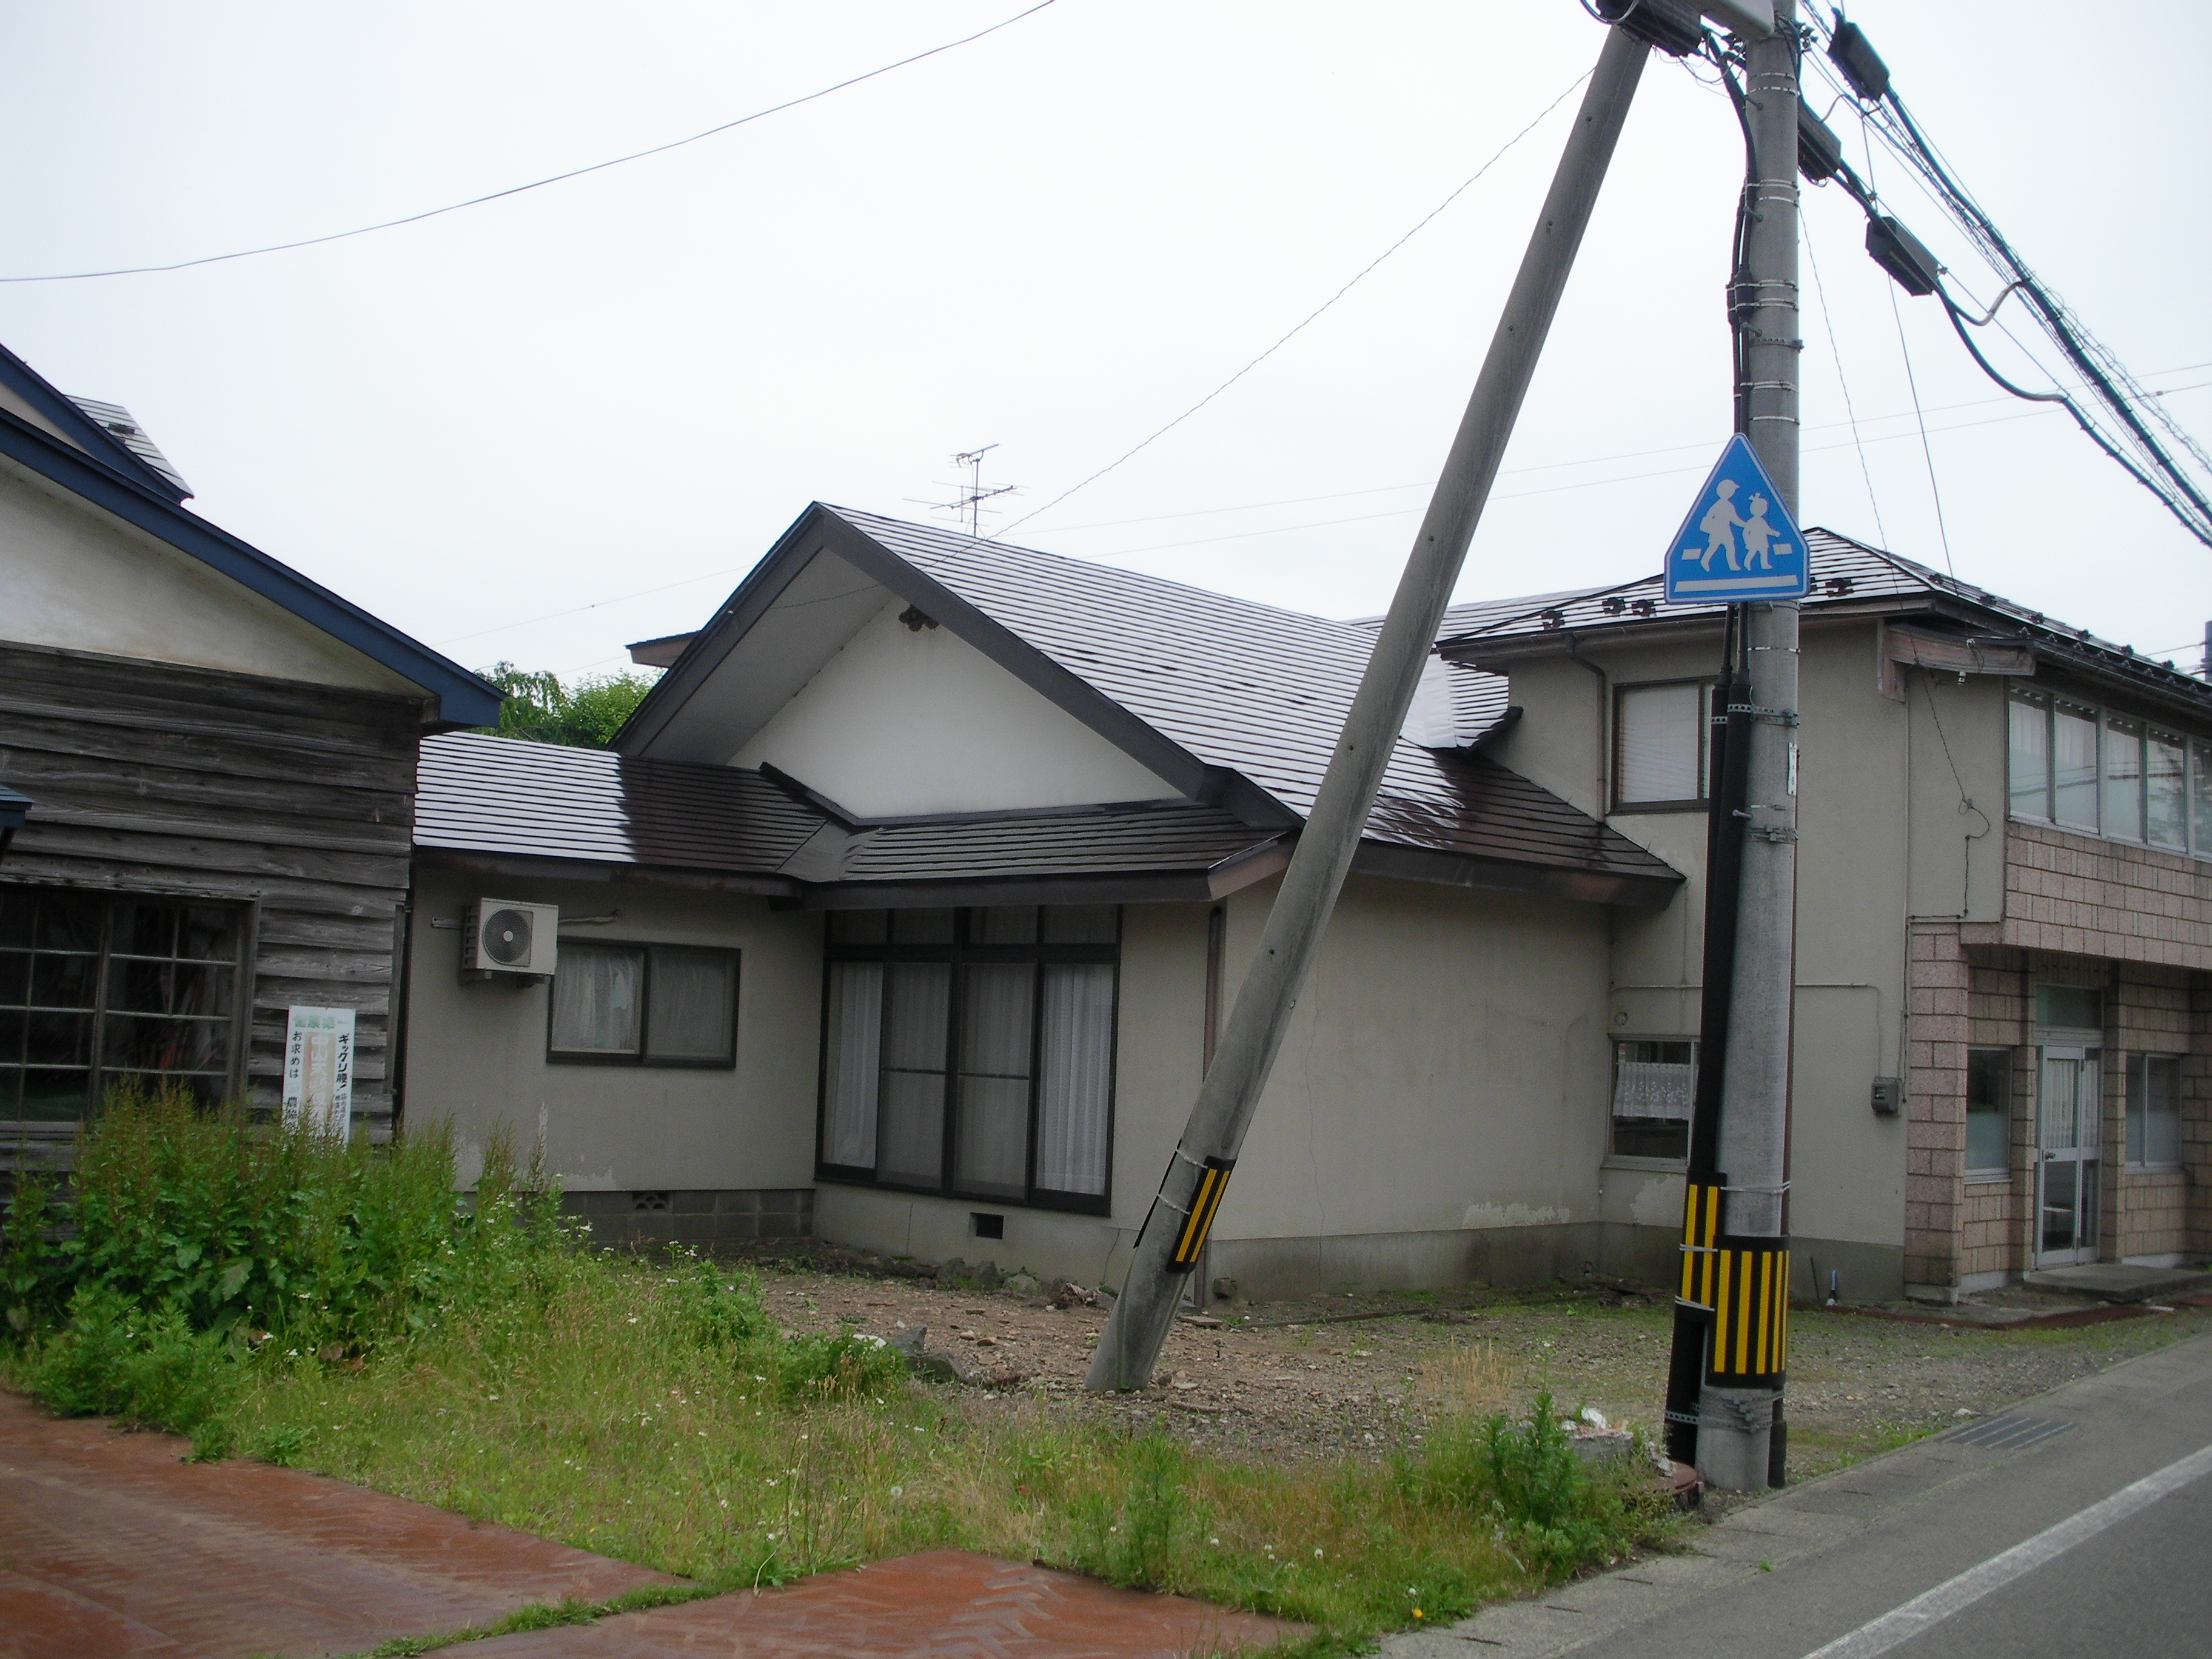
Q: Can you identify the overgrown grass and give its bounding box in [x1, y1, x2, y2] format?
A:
[2, 1093, 1674, 1653]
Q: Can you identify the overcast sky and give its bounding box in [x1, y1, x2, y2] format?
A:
[6, 2, 2208, 686]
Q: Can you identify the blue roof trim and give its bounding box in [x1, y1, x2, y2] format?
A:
[0, 341, 190, 503]
[0, 409, 501, 728]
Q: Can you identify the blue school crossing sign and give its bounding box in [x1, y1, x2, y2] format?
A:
[1663, 434, 1809, 603]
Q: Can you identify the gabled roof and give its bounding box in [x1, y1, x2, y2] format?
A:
[0, 344, 500, 728]
[1438, 528, 2212, 722]
[0, 342, 193, 503]
[614, 504, 1680, 907]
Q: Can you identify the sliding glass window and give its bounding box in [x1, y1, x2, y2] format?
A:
[817, 906, 1119, 1213]
[2009, 683, 2212, 855]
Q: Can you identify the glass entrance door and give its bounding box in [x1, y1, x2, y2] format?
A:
[2035, 1047, 2101, 1265]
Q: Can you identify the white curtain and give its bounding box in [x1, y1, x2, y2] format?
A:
[954, 964, 1033, 1198]
[1616, 683, 1703, 804]
[1613, 1059, 1695, 1121]
[1035, 963, 1113, 1196]
[550, 945, 641, 1054]
[876, 963, 950, 1185]
[2053, 703, 2099, 828]
[647, 948, 734, 1061]
[822, 962, 882, 1168]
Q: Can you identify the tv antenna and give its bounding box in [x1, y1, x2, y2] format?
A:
[915, 444, 1018, 537]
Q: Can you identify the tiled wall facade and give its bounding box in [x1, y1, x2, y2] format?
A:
[1908, 909, 2208, 1292]
[1992, 820, 2212, 971]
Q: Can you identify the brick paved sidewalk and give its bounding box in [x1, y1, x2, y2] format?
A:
[0, 1390, 1299, 1658]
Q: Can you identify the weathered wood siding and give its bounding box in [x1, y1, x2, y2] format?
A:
[0, 640, 423, 1135]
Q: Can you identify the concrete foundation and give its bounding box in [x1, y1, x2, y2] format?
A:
[561, 1188, 813, 1252]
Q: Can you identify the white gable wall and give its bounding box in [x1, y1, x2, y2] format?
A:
[732, 596, 1182, 816]
[0, 458, 421, 695]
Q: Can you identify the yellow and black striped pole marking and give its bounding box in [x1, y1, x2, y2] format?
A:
[1678, 1178, 1788, 1384]
[1707, 1241, 1789, 1382]
[1169, 1156, 1233, 1272]
[1678, 1178, 1723, 1309]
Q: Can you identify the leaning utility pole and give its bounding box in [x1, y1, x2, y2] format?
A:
[1087, 25, 1650, 1394]
[1695, 0, 1802, 1492]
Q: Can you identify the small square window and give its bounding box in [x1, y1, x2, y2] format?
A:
[1615, 684, 1710, 810]
[1610, 1039, 1694, 1161]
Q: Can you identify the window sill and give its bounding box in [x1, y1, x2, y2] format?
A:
[1602, 1155, 1687, 1174]
[1964, 1171, 2012, 1185]
[2122, 1163, 2185, 1175]
[1610, 802, 1708, 816]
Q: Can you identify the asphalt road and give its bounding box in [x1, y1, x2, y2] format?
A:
[1389, 1329, 2212, 1659]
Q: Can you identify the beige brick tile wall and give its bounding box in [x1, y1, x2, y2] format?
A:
[2002, 821, 2212, 971]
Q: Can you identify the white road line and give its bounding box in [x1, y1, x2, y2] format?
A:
[1800, 1441, 2212, 1659]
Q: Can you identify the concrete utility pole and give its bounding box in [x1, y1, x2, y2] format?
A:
[1696, 0, 1801, 1492]
[1087, 25, 1650, 1394]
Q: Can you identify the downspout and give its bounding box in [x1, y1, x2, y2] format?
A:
[1563, 632, 1609, 815]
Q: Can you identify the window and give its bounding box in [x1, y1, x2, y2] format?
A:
[2126, 1053, 2182, 1167]
[548, 942, 738, 1066]
[1610, 1038, 1695, 1161]
[2009, 683, 2212, 854]
[2009, 688, 2052, 819]
[1615, 682, 1711, 810]
[0, 885, 246, 1119]
[1966, 1048, 2012, 1175]
[2036, 984, 2103, 1037]
[819, 905, 1119, 1213]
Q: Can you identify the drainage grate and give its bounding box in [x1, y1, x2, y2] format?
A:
[1940, 1413, 2074, 1450]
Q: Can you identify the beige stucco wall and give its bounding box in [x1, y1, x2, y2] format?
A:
[1484, 618, 1950, 1300]
[400, 866, 825, 1192]
[731, 595, 1179, 816]
[0, 455, 421, 695]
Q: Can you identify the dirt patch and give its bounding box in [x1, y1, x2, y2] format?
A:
[744, 1263, 2212, 1478]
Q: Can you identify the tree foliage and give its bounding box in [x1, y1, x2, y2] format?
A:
[476, 662, 656, 748]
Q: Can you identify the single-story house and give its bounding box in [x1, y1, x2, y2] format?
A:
[399, 501, 2212, 1301]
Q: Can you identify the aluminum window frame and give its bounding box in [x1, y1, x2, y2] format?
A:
[2007, 680, 2212, 856]
[1611, 679, 1716, 815]
[1606, 1034, 1697, 1165]
[545, 939, 741, 1070]
[814, 906, 1120, 1217]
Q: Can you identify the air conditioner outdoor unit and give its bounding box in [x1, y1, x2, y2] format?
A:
[460, 899, 558, 979]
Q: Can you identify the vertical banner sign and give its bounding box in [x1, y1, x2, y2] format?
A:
[283, 1006, 355, 1141]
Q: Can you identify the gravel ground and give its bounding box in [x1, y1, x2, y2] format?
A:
[746, 1259, 2212, 1480]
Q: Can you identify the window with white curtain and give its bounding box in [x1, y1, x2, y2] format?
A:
[817, 905, 1118, 1212]
[1614, 682, 1711, 810]
[549, 942, 738, 1066]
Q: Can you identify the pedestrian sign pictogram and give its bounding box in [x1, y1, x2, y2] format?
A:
[1663, 434, 1809, 603]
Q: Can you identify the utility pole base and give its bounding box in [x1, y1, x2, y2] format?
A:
[1695, 1387, 1776, 1493]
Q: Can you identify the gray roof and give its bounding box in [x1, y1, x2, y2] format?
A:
[1437, 528, 2212, 716]
[66, 397, 191, 497]
[810, 508, 1675, 900]
[414, 732, 1292, 905]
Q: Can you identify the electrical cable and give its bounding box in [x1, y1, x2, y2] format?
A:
[1860, 126, 1955, 574]
[1803, 209, 1888, 546]
[1805, 7, 2212, 547]
[0, 1, 1061, 283]
[994, 68, 1592, 537]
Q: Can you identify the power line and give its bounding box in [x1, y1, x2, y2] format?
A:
[1803, 206, 1888, 547]
[0, 2, 1060, 283]
[995, 67, 1593, 536]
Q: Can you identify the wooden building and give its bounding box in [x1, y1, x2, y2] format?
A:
[0, 341, 497, 1170]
